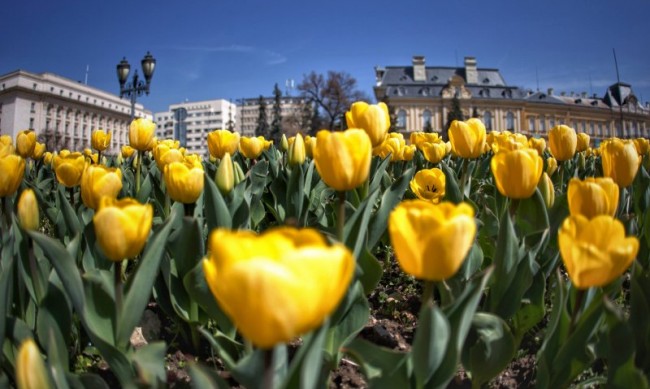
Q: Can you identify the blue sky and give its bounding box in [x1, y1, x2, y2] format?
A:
[2, 0, 649, 113]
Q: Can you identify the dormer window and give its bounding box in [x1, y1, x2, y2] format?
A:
[483, 78, 490, 84]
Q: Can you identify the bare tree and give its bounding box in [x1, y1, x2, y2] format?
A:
[298, 71, 369, 131]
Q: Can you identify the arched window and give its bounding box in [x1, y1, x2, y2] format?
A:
[397, 109, 407, 128]
[483, 111, 492, 130]
[422, 110, 432, 129]
[506, 112, 515, 131]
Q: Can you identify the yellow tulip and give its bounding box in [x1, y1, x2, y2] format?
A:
[528, 137, 546, 157]
[91, 129, 111, 151]
[80, 164, 123, 210]
[313, 129, 371, 191]
[402, 144, 416, 161]
[31, 142, 46, 160]
[16, 338, 52, 389]
[163, 160, 204, 203]
[576, 132, 590, 153]
[280, 134, 289, 152]
[239, 136, 266, 159]
[374, 133, 405, 161]
[345, 101, 390, 147]
[558, 215, 638, 289]
[305, 135, 316, 158]
[388, 200, 476, 281]
[17, 189, 39, 231]
[0, 154, 25, 197]
[448, 118, 486, 159]
[53, 152, 85, 187]
[289, 133, 306, 166]
[153, 143, 184, 171]
[492, 131, 528, 153]
[410, 168, 446, 204]
[121, 145, 135, 159]
[0, 135, 11, 147]
[216, 153, 234, 195]
[93, 197, 152, 261]
[202, 227, 354, 349]
[0, 142, 14, 158]
[411, 132, 443, 149]
[490, 148, 543, 199]
[633, 137, 649, 156]
[546, 157, 558, 176]
[129, 118, 156, 151]
[486, 131, 501, 151]
[538, 172, 555, 209]
[43, 152, 53, 166]
[567, 177, 618, 219]
[600, 138, 641, 188]
[548, 125, 577, 161]
[16, 130, 36, 158]
[207, 129, 240, 160]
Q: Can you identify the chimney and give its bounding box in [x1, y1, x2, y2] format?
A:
[581, 92, 587, 98]
[560, 91, 566, 96]
[570, 91, 575, 97]
[375, 66, 386, 86]
[547, 88, 554, 96]
[412, 56, 426, 82]
[464, 56, 478, 84]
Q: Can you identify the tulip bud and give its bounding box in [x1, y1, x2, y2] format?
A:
[216, 153, 234, 195]
[0, 154, 26, 197]
[17, 189, 39, 231]
[578, 151, 586, 170]
[116, 153, 123, 165]
[16, 338, 52, 389]
[546, 157, 558, 176]
[233, 160, 245, 186]
[280, 134, 289, 152]
[16, 130, 36, 158]
[538, 172, 555, 209]
[288, 133, 306, 166]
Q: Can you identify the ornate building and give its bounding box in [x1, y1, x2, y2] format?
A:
[374, 56, 650, 141]
[0, 70, 150, 153]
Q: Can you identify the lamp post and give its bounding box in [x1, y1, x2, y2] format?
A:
[116, 52, 156, 122]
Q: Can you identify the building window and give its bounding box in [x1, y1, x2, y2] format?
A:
[30, 102, 36, 113]
[589, 122, 594, 135]
[528, 117, 536, 133]
[483, 111, 492, 130]
[29, 118, 34, 129]
[397, 109, 407, 128]
[506, 112, 514, 131]
[422, 109, 432, 130]
[549, 118, 556, 128]
[540, 116, 546, 133]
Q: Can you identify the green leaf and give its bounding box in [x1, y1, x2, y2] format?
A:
[0, 253, 14, 352]
[136, 173, 153, 203]
[345, 338, 410, 387]
[344, 189, 380, 259]
[188, 361, 231, 388]
[117, 210, 176, 348]
[368, 155, 392, 195]
[204, 173, 232, 230]
[367, 167, 414, 249]
[440, 161, 462, 204]
[357, 249, 383, 295]
[132, 342, 167, 387]
[461, 313, 516, 387]
[283, 322, 330, 389]
[184, 262, 235, 336]
[286, 164, 305, 222]
[45, 328, 71, 389]
[412, 304, 450, 388]
[515, 188, 550, 237]
[325, 282, 370, 367]
[57, 186, 82, 237]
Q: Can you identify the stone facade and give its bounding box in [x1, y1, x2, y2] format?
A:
[374, 56, 650, 141]
[0, 70, 150, 154]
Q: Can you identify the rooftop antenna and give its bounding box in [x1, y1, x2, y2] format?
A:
[285, 79, 295, 96]
[588, 73, 593, 96]
[535, 67, 539, 92]
[613, 48, 624, 137]
[84, 65, 90, 85]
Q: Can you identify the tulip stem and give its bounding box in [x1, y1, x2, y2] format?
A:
[263, 348, 274, 389]
[0, 197, 10, 234]
[68, 187, 75, 208]
[135, 151, 142, 196]
[337, 191, 346, 242]
[508, 199, 520, 221]
[184, 203, 195, 217]
[568, 289, 585, 336]
[459, 158, 469, 200]
[558, 161, 565, 192]
[97, 150, 102, 165]
[28, 238, 45, 303]
[420, 280, 436, 308]
[114, 260, 123, 323]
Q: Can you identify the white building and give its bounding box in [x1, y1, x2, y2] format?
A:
[154, 99, 237, 156]
[236, 96, 310, 137]
[0, 70, 150, 154]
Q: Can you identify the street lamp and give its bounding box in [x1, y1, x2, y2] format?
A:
[116, 52, 156, 122]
